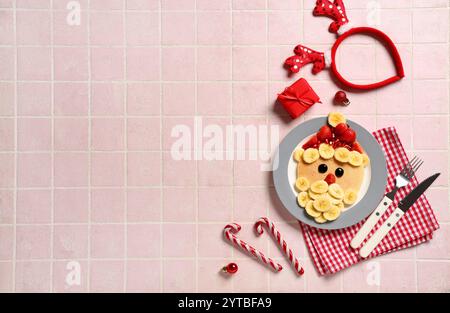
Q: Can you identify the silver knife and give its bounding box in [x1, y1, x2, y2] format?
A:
[359, 173, 440, 258]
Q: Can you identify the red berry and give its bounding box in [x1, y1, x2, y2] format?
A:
[340, 128, 356, 144]
[302, 135, 318, 149]
[317, 125, 333, 142]
[334, 123, 348, 137]
[225, 263, 238, 274]
[324, 173, 336, 185]
[352, 141, 364, 153]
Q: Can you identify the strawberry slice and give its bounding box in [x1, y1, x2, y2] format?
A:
[317, 125, 333, 142]
[352, 141, 364, 153]
[340, 128, 356, 144]
[302, 135, 318, 149]
[334, 123, 348, 137]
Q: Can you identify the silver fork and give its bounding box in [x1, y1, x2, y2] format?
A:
[350, 156, 423, 249]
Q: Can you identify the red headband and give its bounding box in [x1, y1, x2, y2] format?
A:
[285, 0, 405, 91]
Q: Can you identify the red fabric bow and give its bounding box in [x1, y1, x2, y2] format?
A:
[277, 78, 321, 119]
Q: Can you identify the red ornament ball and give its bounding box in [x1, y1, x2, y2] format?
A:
[334, 91, 350, 106]
[223, 263, 238, 274]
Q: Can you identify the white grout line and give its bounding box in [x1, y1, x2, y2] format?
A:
[49, 0, 55, 293]
[159, 0, 163, 293]
[11, 0, 17, 293]
[122, 0, 128, 293]
[86, 0, 92, 292]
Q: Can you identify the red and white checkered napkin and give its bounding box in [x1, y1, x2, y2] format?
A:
[300, 127, 440, 275]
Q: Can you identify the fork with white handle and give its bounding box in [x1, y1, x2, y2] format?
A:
[350, 156, 423, 249]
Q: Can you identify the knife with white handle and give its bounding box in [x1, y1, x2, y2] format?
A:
[359, 173, 440, 258]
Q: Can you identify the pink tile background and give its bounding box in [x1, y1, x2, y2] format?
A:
[0, 0, 448, 293]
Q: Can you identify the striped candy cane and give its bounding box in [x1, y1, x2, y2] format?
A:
[223, 223, 283, 272]
[255, 217, 304, 275]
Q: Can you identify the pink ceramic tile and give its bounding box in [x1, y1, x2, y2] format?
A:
[127, 152, 161, 186]
[337, 45, 376, 80]
[342, 261, 379, 292]
[16, 10, 50, 45]
[91, 189, 125, 223]
[54, 189, 89, 223]
[0, 83, 14, 116]
[18, 118, 51, 151]
[52, 260, 88, 293]
[0, 118, 14, 151]
[162, 83, 196, 115]
[233, 259, 270, 292]
[413, 9, 448, 43]
[303, 11, 335, 44]
[163, 260, 195, 292]
[0, 48, 14, 80]
[54, 83, 89, 116]
[0, 0, 12, 7]
[197, 0, 231, 10]
[54, 153, 89, 187]
[268, 46, 301, 82]
[127, 224, 161, 258]
[197, 11, 232, 45]
[377, 80, 412, 115]
[198, 160, 233, 186]
[17, 83, 51, 116]
[232, 0, 266, 10]
[232, 12, 266, 45]
[163, 152, 196, 186]
[268, 11, 302, 45]
[91, 225, 125, 259]
[92, 83, 125, 116]
[413, 44, 449, 79]
[0, 11, 14, 44]
[16, 190, 51, 224]
[417, 224, 450, 259]
[269, 261, 306, 293]
[198, 224, 232, 258]
[234, 159, 271, 186]
[16, 225, 51, 260]
[305, 258, 342, 292]
[0, 226, 13, 260]
[17, 47, 51, 81]
[162, 117, 194, 150]
[162, 12, 195, 45]
[126, 0, 159, 10]
[127, 47, 160, 81]
[233, 47, 267, 81]
[414, 0, 447, 7]
[90, 11, 123, 45]
[90, 0, 122, 10]
[127, 83, 161, 116]
[162, 47, 195, 81]
[426, 188, 450, 222]
[417, 261, 450, 292]
[17, 153, 51, 188]
[91, 48, 124, 81]
[127, 188, 161, 222]
[162, 223, 196, 257]
[53, 225, 88, 259]
[197, 47, 232, 81]
[414, 151, 448, 186]
[380, 260, 416, 292]
[91, 152, 125, 187]
[233, 83, 267, 115]
[376, 44, 412, 81]
[91, 118, 125, 151]
[376, 116, 412, 150]
[197, 82, 232, 116]
[54, 47, 89, 81]
[126, 12, 160, 45]
[268, 0, 301, 9]
[197, 260, 233, 293]
[52, 0, 87, 8]
[379, 9, 412, 43]
[53, 11, 88, 46]
[0, 154, 14, 188]
[90, 261, 124, 293]
[126, 260, 161, 293]
[198, 186, 233, 222]
[0, 262, 13, 292]
[54, 118, 89, 151]
[233, 187, 269, 222]
[163, 187, 196, 222]
[0, 190, 13, 224]
[162, 0, 195, 10]
[127, 117, 160, 150]
[413, 116, 449, 150]
[267, 187, 298, 223]
[15, 261, 51, 292]
[17, 0, 50, 8]
[413, 80, 449, 114]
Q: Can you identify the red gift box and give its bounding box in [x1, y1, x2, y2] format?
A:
[277, 78, 321, 119]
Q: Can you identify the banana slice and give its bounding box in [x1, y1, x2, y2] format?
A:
[297, 191, 310, 208]
[313, 196, 332, 212]
[323, 205, 341, 221]
[328, 112, 346, 127]
[327, 194, 342, 205]
[349, 151, 363, 167]
[293, 148, 304, 162]
[295, 177, 310, 192]
[305, 200, 322, 218]
[319, 143, 334, 160]
[314, 215, 327, 224]
[343, 189, 358, 205]
[308, 189, 321, 200]
[328, 183, 344, 200]
[362, 154, 370, 167]
[335, 201, 344, 210]
[334, 147, 350, 163]
[310, 180, 328, 194]
[302, 148, 320, 164]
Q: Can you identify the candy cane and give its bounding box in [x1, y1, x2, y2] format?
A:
[223, 223, 283, 272]
[255, 217, 304, 275]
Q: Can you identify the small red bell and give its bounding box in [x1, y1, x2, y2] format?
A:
[222, 263, 238, 274]
[334, 91, 350, 106]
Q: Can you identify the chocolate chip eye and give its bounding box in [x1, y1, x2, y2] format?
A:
[335, 167, 344, 178]
[318, 164, 328, 174]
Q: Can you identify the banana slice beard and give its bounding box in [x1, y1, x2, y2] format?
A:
[295, 177, 310, 192]
[302, 148, 320, 164]
[310, 180, 328, 194]
[313, 196, 332, 212]
[308, 189, 321, 200]
[297, 191, 310, 208]
[319, 143, 334, 160]
[328, 183, 344, 200]
[314, 215, 327, 224]
[343, 189, 358, 205]
[305, 200, 322, 218]
[323, 205, 341, 221]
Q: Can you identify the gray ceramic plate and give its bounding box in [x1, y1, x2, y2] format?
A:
[273, 117, 387, 230]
